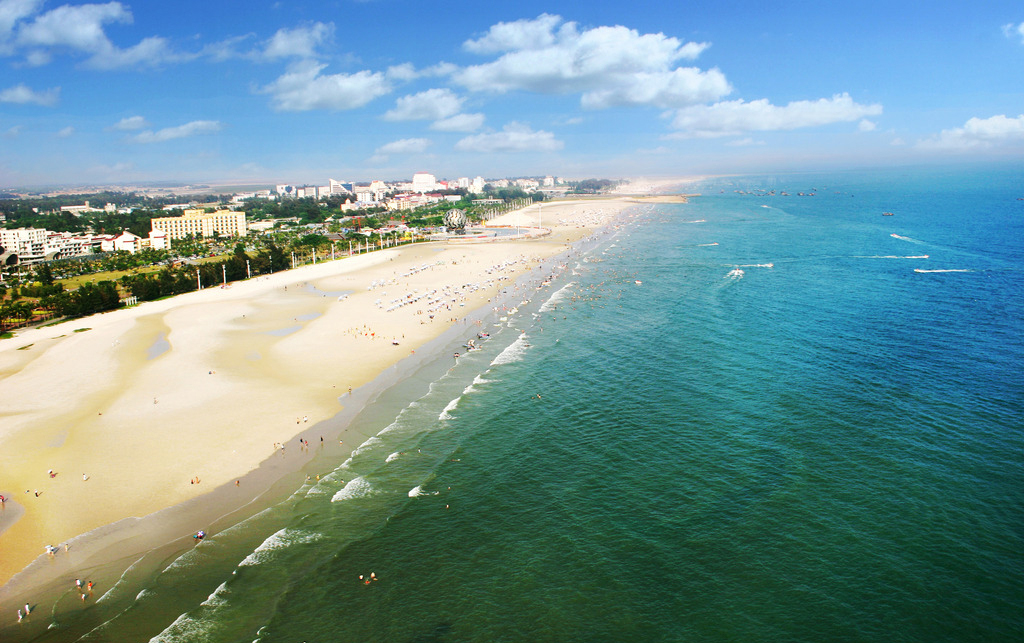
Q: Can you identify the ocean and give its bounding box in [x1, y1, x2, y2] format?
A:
[10, 164, 1024, 642]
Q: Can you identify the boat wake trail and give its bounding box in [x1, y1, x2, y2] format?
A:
[891, 233, 925, 244]
[913, 268, 973, 273]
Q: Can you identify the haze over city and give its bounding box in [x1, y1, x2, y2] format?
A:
[1, 0, 1022, 187]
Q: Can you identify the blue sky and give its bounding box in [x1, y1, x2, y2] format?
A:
[0, 0, 1022, 187]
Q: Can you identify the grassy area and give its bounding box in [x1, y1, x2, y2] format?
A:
[195, 254, 231, 264]
[54, 254, 228, 291]
[58, 265, 164, 290]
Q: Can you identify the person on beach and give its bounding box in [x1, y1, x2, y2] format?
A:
[18, 608, 23, 622]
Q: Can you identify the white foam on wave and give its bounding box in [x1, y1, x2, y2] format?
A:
[200, 581, 231, 607]
[408, 485, 439, 497]
[148, 610, 214, 643]
[491, 335, 530, 366]
[304, 469, 346, 496]
[385, 451, 402, 463]
[697, 242, 719, 246]
[725, 268, 744, 280]
[161, 544, 204, 573]
[331, 476, 377, 502]
[737, 263, 774, 268]
[914, 268, 972, 273]
[349, 435, 382, 458]
[539, 281, 575, 312]
[239, 528, 323, 567]
[686, 219, 706, 223]
[439, 397, 460, 420]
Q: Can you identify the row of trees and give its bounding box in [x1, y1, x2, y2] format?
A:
[1, 281, 121, 332]
[120, 242, 289, 303]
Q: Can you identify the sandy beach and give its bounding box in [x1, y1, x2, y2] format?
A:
[0, 198, 637, 604]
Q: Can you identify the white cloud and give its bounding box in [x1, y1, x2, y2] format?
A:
[262, 22, 332, 60]
[384, 88, 462, 121]
[133, 120, 222, 143]
[454, 122, 563, 153]
[375, 138, 431, 155]
[111, 115, 149, 130]
[14, 2, 182, 68]
[1002, 22, 1024, 44]
[56, 125, 73, 137]
[0, 0, 42, 49]
[199, 34, 254, 62]
[454, 14, 725, 109]
[667, 93, 883, 138]
[463, 13, 565, 54]
[858, 119, 877, 132]
[431, 112, 485, 132]
[4, 124, 22, 138]
[917, 114, 1024, 150]
[261, 60, 391, 111]
[0, 82, 58, 105]
[581, 67, 730, 109]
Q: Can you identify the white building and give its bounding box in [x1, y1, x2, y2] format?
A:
[471, 176, 486, 193]
[0, 228, 47, 264]
[411, 172, 437, 193]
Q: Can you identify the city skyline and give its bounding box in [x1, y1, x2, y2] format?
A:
[1, 0, 1022, 187]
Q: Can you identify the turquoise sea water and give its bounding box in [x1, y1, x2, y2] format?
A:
[9, 164, 1024, 642]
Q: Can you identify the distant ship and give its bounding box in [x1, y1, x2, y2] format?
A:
[882, 211, 895, 216]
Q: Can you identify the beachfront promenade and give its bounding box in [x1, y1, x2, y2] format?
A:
[0, 199, 639, 609]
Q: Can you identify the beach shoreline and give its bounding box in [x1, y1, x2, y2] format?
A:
[0, 197, 643, 627]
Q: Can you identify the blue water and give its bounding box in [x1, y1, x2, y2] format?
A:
[10, 164, 1024, 642]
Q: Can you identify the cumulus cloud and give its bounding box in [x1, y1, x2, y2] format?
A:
[4, 124, 22, 138]
[133, 119, 222, 143]
[0, 82, 58, 105]
[13, 1, 181, 68]
[453, 14, 726, 109]
[262, 22, 333, 60]
[384, 88, 462, 121]
[454, 122, 563, 153]
[858, 119, 877, 132]
[667, 93, 883, 138]
[431, 112, 485, 132]
[111, 114, 149, 130]
[917, 114, 1024, 150]
[56, 125, 73, 137]
[1002, 22, 1024, 44]
[261, 60, 391, 111]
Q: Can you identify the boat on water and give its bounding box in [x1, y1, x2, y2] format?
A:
[882, 211, 894, 216]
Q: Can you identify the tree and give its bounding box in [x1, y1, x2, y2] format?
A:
[35, 263, 54, 286]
